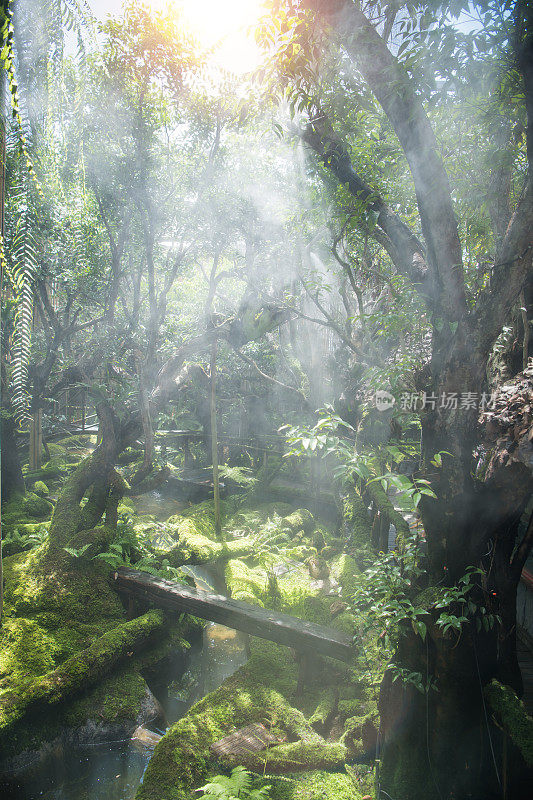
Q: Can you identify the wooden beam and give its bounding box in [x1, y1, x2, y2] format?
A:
[113, 568, 355, 663]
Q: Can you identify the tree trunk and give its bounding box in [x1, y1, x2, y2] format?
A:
[210, 341, 221, 537]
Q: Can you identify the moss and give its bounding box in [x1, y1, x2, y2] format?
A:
[282, 509, 315, 535]
[235, 740, 348, 774]
[0, 456, 207, 765]
[61, 665, 148, 728]
[32, 480, 49, 497]
[363, 481, 409, 550]
[333, 553, 361, 601]
[225, 559, 266, 606]
[291, 770, 370, 800]
[253, 775, 295, 800]
[342, 490, 373, 566]
[24, 463, 66, 483]
[485, 679, 533, 766]
[136, 667, 323, 800]
[22, 491, 53, 519]
[0, 610, 166, 737]
[136, 498, 370, 800]
[160, 502, 254, 566]
[308, 688, 337, 732]
[118, 447, 145, 465]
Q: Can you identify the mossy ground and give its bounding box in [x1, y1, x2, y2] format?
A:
[0, 438, 196, 761]
[2, 437, 379, 797]
[136, 494, 378, 800]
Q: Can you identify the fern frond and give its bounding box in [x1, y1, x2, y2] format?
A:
[6, 201, 37, 426]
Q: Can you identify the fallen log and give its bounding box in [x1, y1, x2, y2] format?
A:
[113, 568, 355, 662]
[0, 610, 166, 738]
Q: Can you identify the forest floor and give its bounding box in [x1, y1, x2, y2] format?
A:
[1, 435, 380, 800]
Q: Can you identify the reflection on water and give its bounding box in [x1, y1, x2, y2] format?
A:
[1, 740, 148, 800]
[201, 622, 248, 696]
[168, 566, 249, 703]
[130, 492, 185, 521]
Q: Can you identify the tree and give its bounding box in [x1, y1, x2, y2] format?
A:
[263, 1, 533, 797]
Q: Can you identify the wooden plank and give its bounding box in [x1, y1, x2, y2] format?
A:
[210, 723, 283, 759]
[113, 567, 355, 663]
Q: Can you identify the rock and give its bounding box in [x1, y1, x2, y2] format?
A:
[32, 481, 49, 497]
[281, 508, 315, 535]
[307, 555, 330, 580]
[131, 725, 163, 753]
[329, 600, 348, 618]
[22, 492, 53, 519]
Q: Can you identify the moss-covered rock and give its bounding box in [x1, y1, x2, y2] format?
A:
[282, 509, 315, 535]
[225, 559, 266, 606]
[291, 769, 371, 800]
[0, 610, 166, 737]
[32, 481, 49, 497]
[22, 492, 54, 519]
[136, 499, 374, 800]
[135, 639, 344, 800]
[0, 528, 195, 763]
[159, 501, 254, 565]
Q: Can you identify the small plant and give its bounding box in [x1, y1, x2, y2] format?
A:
[352, 533, 498, 691]
[3, 524, 48, 555]
[197, 766, 271, 799]
[63, 543, 91, 558]
[218, 465, 257, 488]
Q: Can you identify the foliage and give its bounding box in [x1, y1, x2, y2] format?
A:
[197, 767, 272, 800]
[351, 533, 500, 690]
[282, 406, 429, 510]
[218, 465, 258, 488]
[2, 523, 48, 555]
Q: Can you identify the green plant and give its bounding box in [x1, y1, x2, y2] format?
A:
[351, 533, 496, 691]
[281, 406, 428, 511]
[3, 524, 48, 555]
[197, 766, 272, 800]
[218, 465, 258, 488]
[63, 543, 91, 558]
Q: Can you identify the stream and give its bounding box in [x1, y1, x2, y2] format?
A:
[1, 564, 248, 800]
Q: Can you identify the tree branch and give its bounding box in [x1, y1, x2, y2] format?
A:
[231, 345, 310, 408]
[300, 111, 431, 303]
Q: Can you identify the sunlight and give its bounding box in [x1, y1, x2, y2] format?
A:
[152, 0, 266, 74]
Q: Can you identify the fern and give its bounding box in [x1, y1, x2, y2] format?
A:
[197, 766, 272, 800]
[7, 197, 37, 425]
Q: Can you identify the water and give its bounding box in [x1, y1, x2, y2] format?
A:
[130, 492, 186, 521]
[178, 566, 249, 703]
[0, 740, 148, 800]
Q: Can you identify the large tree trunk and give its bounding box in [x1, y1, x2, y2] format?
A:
[298, 3, 533, 797]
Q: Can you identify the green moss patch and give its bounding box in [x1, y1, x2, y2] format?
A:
[485, 679, 533, 766]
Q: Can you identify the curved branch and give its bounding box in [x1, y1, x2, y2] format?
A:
[231, 345, 310, 408]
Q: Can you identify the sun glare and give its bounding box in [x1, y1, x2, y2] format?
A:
[152, 0, 267, 75]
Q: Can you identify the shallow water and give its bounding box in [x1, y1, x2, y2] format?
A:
[1, 740, 148, 800]
[130, 491, 186, 521]
[178, 566, 249, 702]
